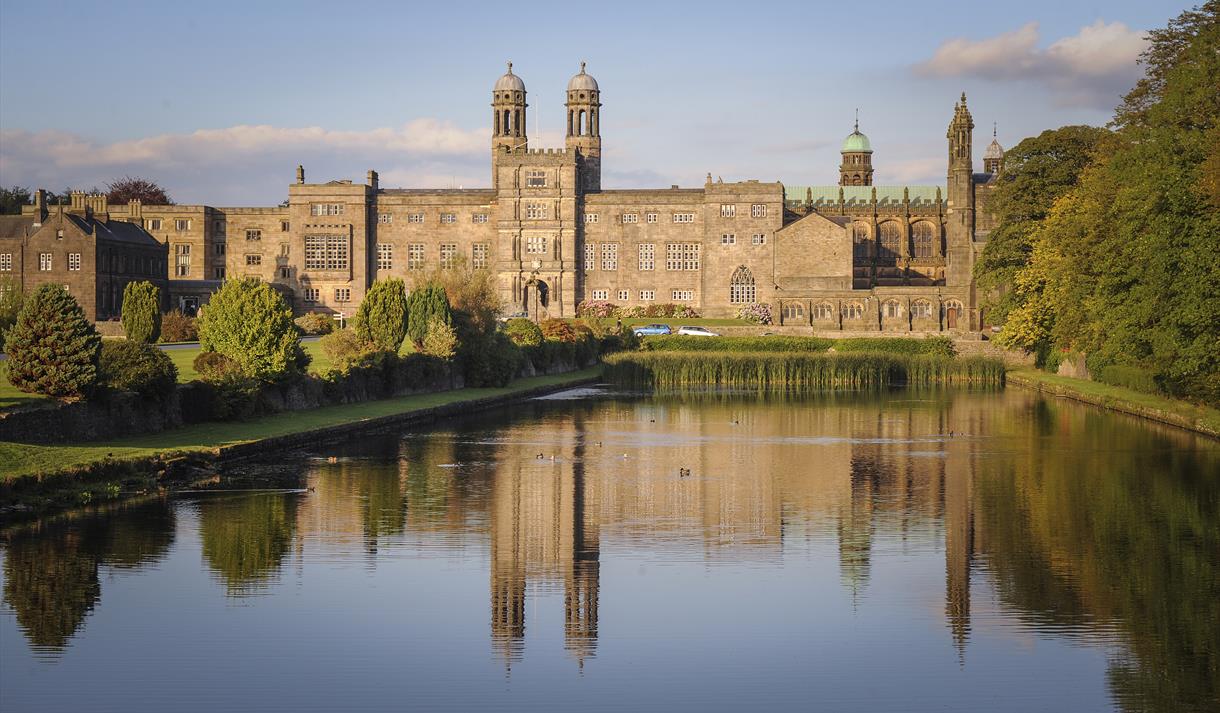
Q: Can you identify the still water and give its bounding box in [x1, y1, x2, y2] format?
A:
[1, 387, 1218, 712]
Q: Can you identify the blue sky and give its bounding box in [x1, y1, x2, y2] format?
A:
[0, 0, 1187, 205]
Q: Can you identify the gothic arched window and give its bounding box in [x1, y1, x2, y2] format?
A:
[912, 221, 935, 258]
[879, 222, 902, 260]
[729, 266, 756, 304]
[843, 302, 864, 320]
[882, 299, 902, 318]
[814, 302, 835, 321]
[852, 223, 872, 261]
[782, 302, 804, 321]
[911, 300, 933, 319]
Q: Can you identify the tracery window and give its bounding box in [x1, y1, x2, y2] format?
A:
[813, 302, 835, 321]
[911, 300, 933, 319]
[912, 221, 936, 258]
[879, 222, 902, 260]
[729, 265, 756, 304]
[882, 299, 903, 318]
[852, 223, 872, 261]
[843, 302, 864, 320]
[781, 302, 804, 321]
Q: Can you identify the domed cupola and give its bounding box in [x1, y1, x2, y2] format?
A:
[566, 62, 603, 191]
[983, 124, 1005, 174]
[839, 112, 874, 187]
[491, 61, 527, 155]
[567, 62, 599, 92]
[494, 62, 526, 93]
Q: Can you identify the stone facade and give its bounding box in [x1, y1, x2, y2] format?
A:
[15, 66, 1004, 332]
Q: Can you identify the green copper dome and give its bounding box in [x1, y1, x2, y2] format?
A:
[842, 129, 872, 153]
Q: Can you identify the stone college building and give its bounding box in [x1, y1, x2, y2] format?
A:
[4, 63, 1005, 332]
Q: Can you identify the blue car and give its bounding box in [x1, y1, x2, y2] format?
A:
[632, 323, 672, 336]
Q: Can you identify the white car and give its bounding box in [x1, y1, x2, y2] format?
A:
[676, 326, 720, 337]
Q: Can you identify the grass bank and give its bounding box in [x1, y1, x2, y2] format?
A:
[1007, 367, 1220, 439]
[604, 351, 1003, 391]
[1, 367, 601, 482]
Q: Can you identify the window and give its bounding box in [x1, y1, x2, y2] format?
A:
[852, 223, 872, 260]
[591, 289, 609, 300]
[472, 243, 489, 270]
[473, 213, 488, 224]
[640, 289, 656, 301]
[814, 303, 835, 321]
[601, 243, 618, 271]
[618, 289, 629, 301]
[672, 290, 694, 301]
[281, 220, 290, 232]
[844, 302, 864, 320]
[304, 288, 319, 302]
[751, 204, 767, 218]
[673, 212, 695, 223]
[646, 212, 658, 223]
[621, 213, 638, 224]
[638, 243, 655, 271]
[882, 299, 902, 318]
[526, 204, 547, 219]
[39, 252, 52, 271]
[912, 222, 936, 258]
[378, 213, 393, 224]
[407, 243, 425, 270]
[246, 229, 261, 241]
[310, 203, 343, 216]
[585, 213, 599, 224]
[440, 213, 456, 224]
[0, 253, 10, 271]
[376, 243, 393, 270]
[720, 204, 736, 218]
[67, 253, 81, 271]
[526, 235, 548, 254]
[246, 254, 262, 266]
[752, 233, 767, 245]
[56, 229, 64, 240]
[585, 243, 596, 271]
[335, 288, 351, 302]
[147, 218, 162, 231]
[279, 243, 290, 257]
[214, 221, 226, 235]
[175, 219, 190, 231]
[303, 234, 349, 271]
[879, 222, 902, 260]
[214, 267, 226, 279]
[782, 303, 804, 321]
[279, 267, 291, 279]
[440, 243, 457, 268]
[721, 234, 736, 245]
[666, 243, 701, 271]
[215, 243, 226, 256]
[911, 300, 933, 319]
[407, 213, 424, 224]
[729, 265, 756, 304]
[526, 170, 547, 187]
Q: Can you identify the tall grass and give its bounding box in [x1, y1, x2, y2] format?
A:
[639, 335, 956, 357]
[604, 351, 1004, 391]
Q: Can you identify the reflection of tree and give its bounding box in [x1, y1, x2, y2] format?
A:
[199, 494, 298, 596]
[2, 499, 175, 652]
[978, 405, 1220, 712]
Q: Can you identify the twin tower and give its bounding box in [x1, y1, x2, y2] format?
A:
[491, 62, 602, 191]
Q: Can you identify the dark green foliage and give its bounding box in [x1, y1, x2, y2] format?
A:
[0, 185, 30, 214]
[98, 340, 177, 398]
[120, 281, 162, 344]
[158, 310, 197, 343]
[504, 318, 543, 346]
[294, 311, 334, 335]
[4, 284, 101, 398]
[461, 332, 523, 387]
[833, 336, 956, 357]
[193, 351, 244, 382]
[1096, 364, 1162, 395]
[406, 283, 452, 346]
[319, 328, 378, 373]
[197, 278, 307, 381]
[355, 278, 408, 351]
[604, 351, 1004, 391]
[0, 277, 22, 351]
[639, 335, 954, 357]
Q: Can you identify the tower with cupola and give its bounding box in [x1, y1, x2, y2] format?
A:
[839, 113, 874, 186]
[565, 62, 602, 192]
[491, 62, 528, 186]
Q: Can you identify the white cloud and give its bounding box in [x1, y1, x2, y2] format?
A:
[0, 120, 489, 204]
[914, 20, 1147, 108]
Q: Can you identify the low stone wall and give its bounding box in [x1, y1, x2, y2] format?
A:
[0, 390, 184, 442]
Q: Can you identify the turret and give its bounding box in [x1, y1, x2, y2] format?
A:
[983, 124, 1004, 175]
[839, 111, 874, 186]
[565, 62, 602, 191]
[945, 93, 976, 295]
[491, 61, 528, 187]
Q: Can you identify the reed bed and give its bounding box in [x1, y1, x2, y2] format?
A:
[639, 335, 956, 357]
[603, 351, 1005, 391]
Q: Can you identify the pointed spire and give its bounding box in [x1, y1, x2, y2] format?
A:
[854, 108, 859, 133]
[960, 91, 967, 105]
[993, 121, 997, 138]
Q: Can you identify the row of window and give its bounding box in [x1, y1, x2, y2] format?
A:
[852, 222, 940, 260]
[582, 243, 703, 271]
[375, 211, 489, 225]
[588, 289, 694, 302]
[586, 212, 702, 224]
[719, 234, 768, 245]
[303, 287, 352, 303]
[146, 218, 193, 232]
[373, 243, 491, 271]
[778, 299, 962, 321]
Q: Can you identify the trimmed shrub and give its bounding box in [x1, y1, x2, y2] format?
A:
[462, 331, 522, 387]
[295, 311, 335, 336]
[833, 336, 956, 358]
[1097, 364, 1161, 395]
[197, 278, 307, 381]
[4, 284, 101, 398]
[539, 318, 577, 342]
[121, 281, 162, 344]
[422, 318, 459, 359]
[406, 283, 452, 346]
[504, 318, 543, 347]
[98, 340, 177, 398]
[159, 309, 198, 343]
[355, 278, 408, 351]
[319, 328, 378, 372]
[193, 351, 244, 382]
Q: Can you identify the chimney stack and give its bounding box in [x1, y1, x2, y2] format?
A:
[296, 165, 305, 184]
[33, 189, 47, 224]
[367, 169, 379, 191]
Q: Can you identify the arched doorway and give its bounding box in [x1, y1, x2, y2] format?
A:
[944, 300, 962, 329]
[524, 277, 549, 320]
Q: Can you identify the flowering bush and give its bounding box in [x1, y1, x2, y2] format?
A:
[576, 300, 619, 319]
[737, 303, 773, 325]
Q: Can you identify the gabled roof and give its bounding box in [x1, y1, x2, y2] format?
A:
[0, 215, 36, 240]
[62, 213, 164, 247]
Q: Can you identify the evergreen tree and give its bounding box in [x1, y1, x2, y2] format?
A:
[406, 283, 452, 347]
[121, 281, 162, 344]
[197, 278, 306, 381]
[5, 284, 101, 398]
[354, 278, 408, 351]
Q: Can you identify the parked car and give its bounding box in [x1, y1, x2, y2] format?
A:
[633, 323, 672, 336]
[676, 326, 720, 337]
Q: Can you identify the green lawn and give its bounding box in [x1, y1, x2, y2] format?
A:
[0, 362, 48, 411]
[0, 367, 601, 481]
[1008, 367, 1220, 437]
[166, 340, 330, 382]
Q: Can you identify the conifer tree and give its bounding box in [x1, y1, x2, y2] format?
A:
[354, 278, 408, 351]
[5, 284, 101, 398]
[121, 281, 162, 344]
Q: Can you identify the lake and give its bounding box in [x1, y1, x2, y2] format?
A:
[2, 387, 1217, 712]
